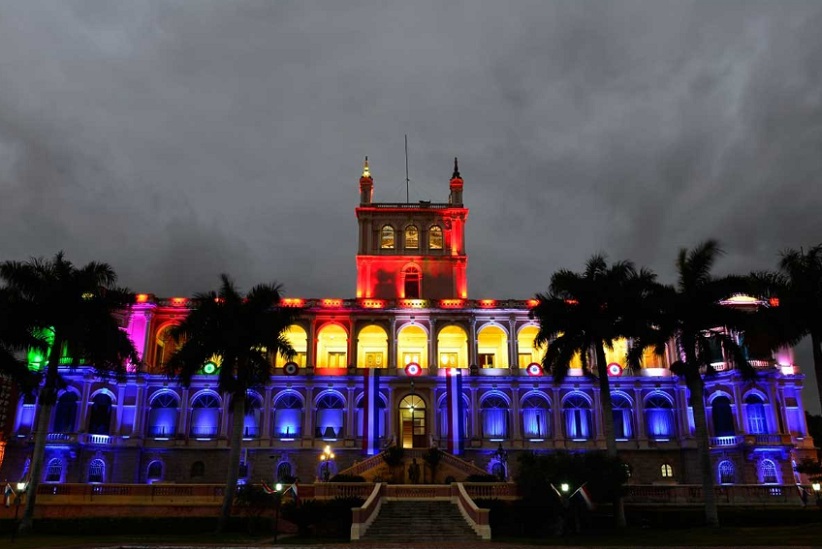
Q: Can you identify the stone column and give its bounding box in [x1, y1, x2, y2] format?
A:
[552, 387, 563, 446]
[510, 387, 521, 443]
[468, 318, 477, 367]
[429, 318, 437, 371]
[78, 377, 92, 432]
[178, 387, 190, 437]
[634, 387, 647, 443]
[262, 386, 273, 440]
[593, 387, 605, 443]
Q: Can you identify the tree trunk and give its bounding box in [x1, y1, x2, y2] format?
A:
[594, 344, 625, 528]
[688, 375, 719, 527]
[217, 391, 245, 533]
[811, 332, 822, 414]
[19, 336, 63, 535]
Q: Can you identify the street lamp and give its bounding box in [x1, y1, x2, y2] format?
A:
[813, 482, 821, 506]
[320, 445, 335, 482]
[560, 483, 570, 494]
[11, 480, 27, 542]
[273, 482, 283, 542]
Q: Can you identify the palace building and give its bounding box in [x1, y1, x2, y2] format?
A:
[0, 159, 815, 489]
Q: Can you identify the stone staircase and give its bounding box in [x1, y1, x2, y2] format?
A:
[362, 500, 482, 542]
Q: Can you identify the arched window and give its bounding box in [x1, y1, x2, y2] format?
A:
[645, 393, 675, 439]
[357, 324, 388, 368]
[563, 394, 592, 440]
[398, 324, 428, 368]
[243, 393, 262, 438]
[316, 324, 348, 368]
[147, 460, 163, 483]
[190, 393, 221, 437]
[273, 392, 302, 438]
[403, 266, 421, 299]
[429, 226, 443, 250]
[611, 394, 633, 440]
[53, 392, 79, 433]
[438, 394, 470, 440]
[316, 393, 345, 439]
[380, 225, 395, 249]
[477, 325, 508, 368]
[437, 325, 468, 368]
[274, 325, 308, 367]
[88, 459, 105, 483]
[88, 393, 113, 435]
[718, 460, 735, 484]
[45, 458, 63, 482]
[404, 225, 419, 249]
[481, 394, 509, 439]
[190, 461, 205, 479]
[521, 394, 551, 438]
[356, 394, 386, 439]
[745, 394, 768, 434]
[516, 325, 546, 368]
[154, 325, 184, 372]
[711, 395, 735, 437]
[147, 392, 179, 437]
[660, 463, 674, 478]
[277, 462, 293, 483]
[760, 459, 778, 484]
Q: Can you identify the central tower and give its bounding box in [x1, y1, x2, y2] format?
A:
[355, 158, 469, 300]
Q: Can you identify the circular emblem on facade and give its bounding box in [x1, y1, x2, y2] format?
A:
[526, 363, 543, 377]
[202, 361, 218, 375]
[284, 361, 299, 376]
[607, 363, 623, 377]
[405, 362, 422, 377]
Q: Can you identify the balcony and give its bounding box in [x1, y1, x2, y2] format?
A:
[744, 434, 792, 446]
[710, 435, 744, 447]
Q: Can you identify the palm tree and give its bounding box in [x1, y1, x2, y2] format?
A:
[632, 241, 753, 527]
[530, 255, 657, 528]
[752, 245, 822, 410]
[0, 252, 138, 533]
[0, 288, 42, 394]
[166, 274, 295, 533]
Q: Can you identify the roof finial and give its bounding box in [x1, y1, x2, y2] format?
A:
[362, 156, 370, 178]
[452, 157, 461, 179]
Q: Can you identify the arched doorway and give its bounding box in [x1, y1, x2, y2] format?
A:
[399, 394, 426, 448]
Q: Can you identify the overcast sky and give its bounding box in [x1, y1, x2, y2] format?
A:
[1, 1, 821, 409]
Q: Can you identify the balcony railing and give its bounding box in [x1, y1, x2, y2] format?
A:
[710, 435, 744, 447]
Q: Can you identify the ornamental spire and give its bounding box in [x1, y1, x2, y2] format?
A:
[362, 156, 371, 178]
[452, 157, 460, 179]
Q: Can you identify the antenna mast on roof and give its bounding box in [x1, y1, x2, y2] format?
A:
[405, 134, 410, 203]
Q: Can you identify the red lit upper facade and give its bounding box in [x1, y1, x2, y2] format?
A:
[355, 158, 468, 300]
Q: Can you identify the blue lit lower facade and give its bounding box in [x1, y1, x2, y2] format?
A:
[1, 341, 814, 488]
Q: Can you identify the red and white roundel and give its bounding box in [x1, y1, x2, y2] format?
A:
[283, 361, 299, 376]
[405, 362, 422, 376]
[526, 363, 543, 377]
[607, 363, 623, 377]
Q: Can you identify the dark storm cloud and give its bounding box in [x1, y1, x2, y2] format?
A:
[1, 0, 821, 407]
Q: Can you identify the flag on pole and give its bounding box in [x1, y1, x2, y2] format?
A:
[446, 368, 465, 454]
[362, 368, 380, 455]
[287, 481, 300, 505]
[573, 483, 595, 510]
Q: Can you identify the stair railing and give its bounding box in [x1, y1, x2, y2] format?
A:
[350, 482, 385, 540]
[452, 482, 491, 540]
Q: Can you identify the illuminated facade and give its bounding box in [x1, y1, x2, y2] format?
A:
[0, 160, 815, 490]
